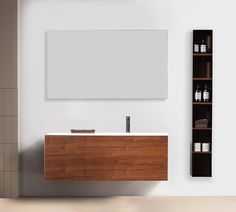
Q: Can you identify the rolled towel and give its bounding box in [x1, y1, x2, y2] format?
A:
[195, 123, 208, 128]
[195, 119, 208, 124]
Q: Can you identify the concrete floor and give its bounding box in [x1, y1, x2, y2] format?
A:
[1, 197, 236, 212]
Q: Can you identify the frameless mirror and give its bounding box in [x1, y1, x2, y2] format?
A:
[47, 30, 167, 99]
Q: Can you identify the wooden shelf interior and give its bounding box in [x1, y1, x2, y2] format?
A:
[193, 57, 212, 78]
[193, 106, 212, 127]
[193, 30, 213, 54]
[192, 153, 212, 177]
[193, 80, 212, 102]
[192, 30, 213, 177]
[192, 130, 212, 142]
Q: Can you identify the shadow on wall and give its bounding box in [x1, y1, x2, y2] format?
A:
[20, 140, 160, 197]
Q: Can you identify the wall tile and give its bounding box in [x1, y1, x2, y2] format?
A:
[4, 144, 18, 171]
[13, 144, 19, 172]
[4, 89, 17, 116]
[0, 73, 17, 90]
[0, 172, 4, 197]
[12, 172, 18, 198]
[4, 172, 11, 197]
[0, 144, 3, 171]
[4, 145, 11, 172]
[0, 90, 4, 115]
[4, 172, 18, 198]
[0, 118, 4, 142]
[0, 89, 17, 116]
[9, 117, 18, 143]
[0, 117, 17, 143]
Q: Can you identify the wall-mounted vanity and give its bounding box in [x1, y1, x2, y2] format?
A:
[44, 133, 168, 181]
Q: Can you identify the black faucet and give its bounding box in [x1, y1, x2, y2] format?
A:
[126, 116, 130, 133]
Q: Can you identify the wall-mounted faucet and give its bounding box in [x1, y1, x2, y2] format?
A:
[126, 116, 130, 133]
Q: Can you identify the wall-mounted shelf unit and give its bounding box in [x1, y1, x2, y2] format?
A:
[191, 30, 213, 177]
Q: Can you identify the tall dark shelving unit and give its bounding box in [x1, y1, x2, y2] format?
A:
[192, 30, 213, 177]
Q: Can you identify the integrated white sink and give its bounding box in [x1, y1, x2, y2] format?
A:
[46, 132, 168, 136]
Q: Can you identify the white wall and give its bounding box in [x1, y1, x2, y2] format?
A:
[19, 0, 236, 196]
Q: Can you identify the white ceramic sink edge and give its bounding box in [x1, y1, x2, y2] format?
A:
[46, 132, 168, 136]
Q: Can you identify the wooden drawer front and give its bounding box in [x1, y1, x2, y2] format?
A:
[44, 135, 168, 181]
[45, 136, 85, 180]
[85, 136, 168, 180]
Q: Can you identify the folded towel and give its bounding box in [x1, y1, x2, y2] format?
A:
[71, 129, 96, 133]
[195, 119, 208, 124]
[195, 123, 208, 128]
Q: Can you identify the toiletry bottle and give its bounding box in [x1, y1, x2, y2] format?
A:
[200, 40, 207, 53]
[203, 84, 210, 102]
[195, 84, 201, 102]
[194, 142, 201, 152]
[194, 43, 199, 53]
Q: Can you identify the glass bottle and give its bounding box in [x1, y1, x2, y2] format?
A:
[200, 40, 207, 53]
[195, 84, 202, 102]
[203, 85, 210, 102]
[194, 43, 199, 53]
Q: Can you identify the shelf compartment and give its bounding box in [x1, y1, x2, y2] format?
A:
[193, 57, 212, 78]
[193, 80, 212, 102]
[193, 105, 212, 128]
[193, 130, 212, 142]
[192, 153, 212, 177]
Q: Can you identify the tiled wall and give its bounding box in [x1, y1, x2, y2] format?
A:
[0, 0, 18, 198]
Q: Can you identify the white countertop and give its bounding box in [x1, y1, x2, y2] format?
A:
[46, 132, 168, 136]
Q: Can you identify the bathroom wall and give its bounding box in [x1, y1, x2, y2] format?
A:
[20, 0, 236, 196]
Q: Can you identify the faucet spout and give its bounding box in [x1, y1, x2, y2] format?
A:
[126, 116, 130, 133]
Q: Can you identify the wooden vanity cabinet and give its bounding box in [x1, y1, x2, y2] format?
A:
[44, 135, 168, 181]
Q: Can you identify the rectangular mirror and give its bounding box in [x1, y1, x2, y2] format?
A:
[47, 30, 167, 99]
